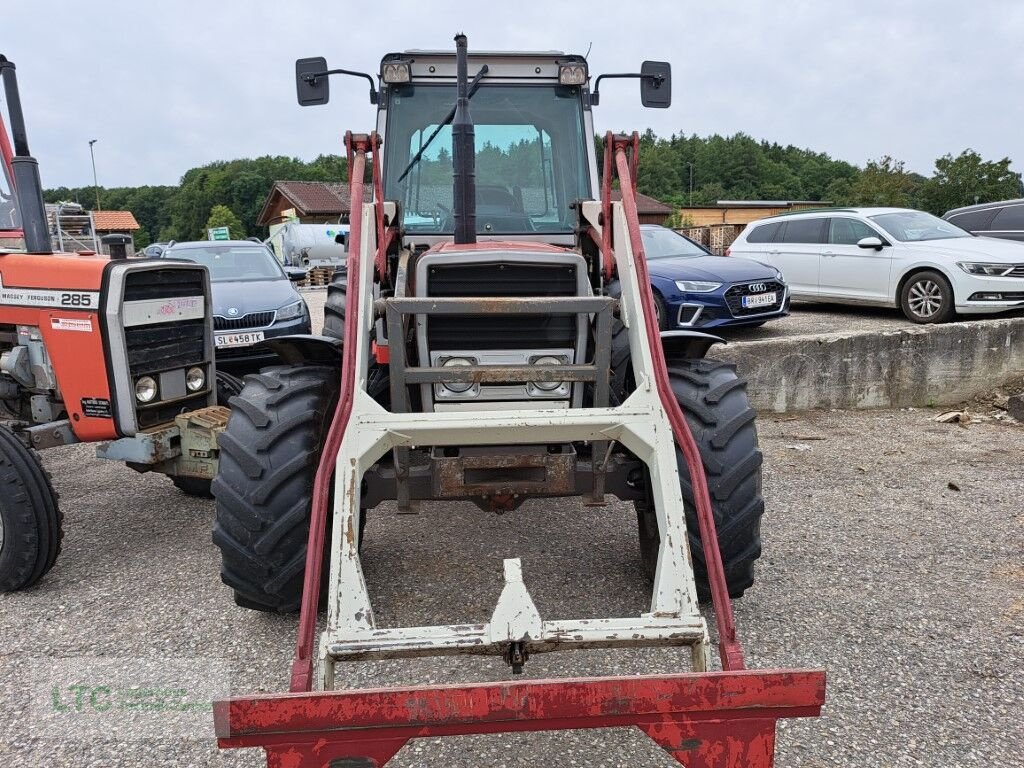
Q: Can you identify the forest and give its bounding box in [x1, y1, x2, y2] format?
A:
[42, 132, 1021, 245]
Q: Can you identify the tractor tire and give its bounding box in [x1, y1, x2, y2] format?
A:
[0, 426, 63, 592]
[215, 370, 245, 406]
[322, 271, 349, 340]
[635, 358, 764, 600]
[211, 365, 340, 612]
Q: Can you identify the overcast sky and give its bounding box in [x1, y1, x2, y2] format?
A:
[4, 0, 1022, 188]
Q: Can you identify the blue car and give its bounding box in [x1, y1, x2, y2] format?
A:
[641, 225, 790, 329]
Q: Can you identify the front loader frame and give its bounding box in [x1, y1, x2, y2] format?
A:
[214, 133, 825, 767]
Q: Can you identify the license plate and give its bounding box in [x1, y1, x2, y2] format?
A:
[215, 331, 265, 348]
[742, 292, 776, 309]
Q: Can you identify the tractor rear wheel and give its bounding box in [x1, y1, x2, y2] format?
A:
[211, 365, 340, 612]
[635, 358, 764, 599]
[0, 426, 63, 592]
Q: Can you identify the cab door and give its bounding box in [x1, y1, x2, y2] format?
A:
[769, 217, 827, 297]
[819, 217, 893, 302]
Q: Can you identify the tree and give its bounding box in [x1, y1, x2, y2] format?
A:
[204, 205, 246, 239]
[919, 149, 1021, 215]
[848, 156, 919, 208]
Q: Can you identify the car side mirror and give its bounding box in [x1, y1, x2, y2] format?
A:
[285, 266, 308, 281]
[296, 57, 329, 106]
[640, 61, 671, 108]
[857, 236, 884, 251]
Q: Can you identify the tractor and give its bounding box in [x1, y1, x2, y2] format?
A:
[0, 54, 235, 593]
[211, 36, 826, 766]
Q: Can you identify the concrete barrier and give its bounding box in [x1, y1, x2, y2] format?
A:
[716, 316, 1024, 412]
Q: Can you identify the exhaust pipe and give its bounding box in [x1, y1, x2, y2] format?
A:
[451, 34, 476, 245]
[0, 55, 51, 254]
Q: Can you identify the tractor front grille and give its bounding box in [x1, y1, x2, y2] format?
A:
[425, 262, 578, 350]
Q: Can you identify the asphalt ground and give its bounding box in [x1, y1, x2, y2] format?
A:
[1, 292, 1022, 766]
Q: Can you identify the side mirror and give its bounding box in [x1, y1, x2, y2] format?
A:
[296, 57, 329, 106]
[857, 236, 884, 251]
[640, 61, 671, 108]
[285, 266, 308, 282]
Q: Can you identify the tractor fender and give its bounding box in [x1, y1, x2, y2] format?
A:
[659, 330, 724, 360]
[255, 334, 343, 366]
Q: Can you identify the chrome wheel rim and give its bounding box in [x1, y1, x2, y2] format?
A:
[908, 280, 943, 318]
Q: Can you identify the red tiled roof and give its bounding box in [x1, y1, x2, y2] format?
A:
[92, 210, 140, 231]
[610, 190, 674, 215]
[258, 181, 373, 225]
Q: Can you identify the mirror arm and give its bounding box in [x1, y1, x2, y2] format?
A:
[303, 68, 378, 104]
[590, 72, 665, 105]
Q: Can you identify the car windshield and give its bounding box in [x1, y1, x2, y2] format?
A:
[869, 211, 971, 242]
[168, 245, 284, 282]
[384, 84, 590, 235]
[641, 227, 709, 259]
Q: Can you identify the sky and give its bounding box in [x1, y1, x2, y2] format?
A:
[3, 0, 1022, 189]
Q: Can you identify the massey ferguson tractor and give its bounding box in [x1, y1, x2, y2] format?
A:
[210, 37, 826, 766]
[0, 55, 233, 593]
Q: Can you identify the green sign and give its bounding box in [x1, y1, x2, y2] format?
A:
[208, 226, 230, 241]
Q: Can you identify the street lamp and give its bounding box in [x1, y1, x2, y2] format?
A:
[88, 139, 100, 210]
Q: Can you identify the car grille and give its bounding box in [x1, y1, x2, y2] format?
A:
[425, 263, 578, 350]
[122, 267, 211, 429]
[213, 311, 276, 331]
[1006, 265, 1024, 278]
[724, 280, 785, 317]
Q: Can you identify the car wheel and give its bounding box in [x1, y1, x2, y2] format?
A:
[900, 271, 955, 323]
[652, 291, 669, 330]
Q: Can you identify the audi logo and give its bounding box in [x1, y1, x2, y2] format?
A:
[748, 283, 768, 293]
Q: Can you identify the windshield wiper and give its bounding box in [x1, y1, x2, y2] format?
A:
[397, 65, 489, 183]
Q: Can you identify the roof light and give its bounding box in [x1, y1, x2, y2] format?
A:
[382, 62, 411, 83]
[559, 64, 587, 85]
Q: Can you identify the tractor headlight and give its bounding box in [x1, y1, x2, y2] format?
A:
[441, 356, 477, 393]
[558, 63, 587, 85]
[530, 355, 566, 392]
[382, 61, 411, 83]
[185, 366, 206, 392]
[135, 376, 158, 403]
[276, 300, 305, 321]
[675, 280, 722, 293]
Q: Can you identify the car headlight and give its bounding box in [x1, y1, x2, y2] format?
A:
[957, 262, 1014, 276]
[675, 280, 722, 293]
[774, 269, 785, 281]
[186, 366, 206, 392]
[276, 300, 306, 321]
[135, 376, 158, 403]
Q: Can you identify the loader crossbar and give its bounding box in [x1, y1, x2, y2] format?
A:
[215, 671, 825, 768]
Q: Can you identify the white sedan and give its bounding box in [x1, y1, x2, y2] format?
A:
[729, 207, 1024, 323]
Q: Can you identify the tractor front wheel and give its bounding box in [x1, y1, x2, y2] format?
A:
[0, 426, 63, 592]
[635, 358, 764, 600]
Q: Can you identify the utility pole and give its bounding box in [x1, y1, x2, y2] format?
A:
[88, 139, 100, 210]
[687, 162, 694, 207]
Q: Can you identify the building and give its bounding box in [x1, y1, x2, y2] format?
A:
[46, 204, 140, 255]
[257, 181, 372, 227]
[258, 181, 675, 228]
[677, 200, 832, 227]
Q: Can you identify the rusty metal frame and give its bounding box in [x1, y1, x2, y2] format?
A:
[214, 130, 826, 767]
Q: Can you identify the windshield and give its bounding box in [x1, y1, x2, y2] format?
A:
[641, 227, 709, 259]
[0, 96, 20, 231]
[384, 84, 589, 235]
[869, 211, 971, 242]
[167, 245, 284, 282]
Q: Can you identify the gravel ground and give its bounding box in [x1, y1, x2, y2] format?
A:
[1, 408, 1021, 766]
[2, 291, 1022, 766]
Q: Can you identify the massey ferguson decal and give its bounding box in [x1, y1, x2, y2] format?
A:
[50, 316, 94, 332]
[0, 274, 100, 310]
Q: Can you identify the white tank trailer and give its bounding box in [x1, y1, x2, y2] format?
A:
[266, 221, 348, 267]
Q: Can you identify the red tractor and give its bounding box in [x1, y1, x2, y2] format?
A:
[210, 36, 826, 766]
[0, 55, 232, 593]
